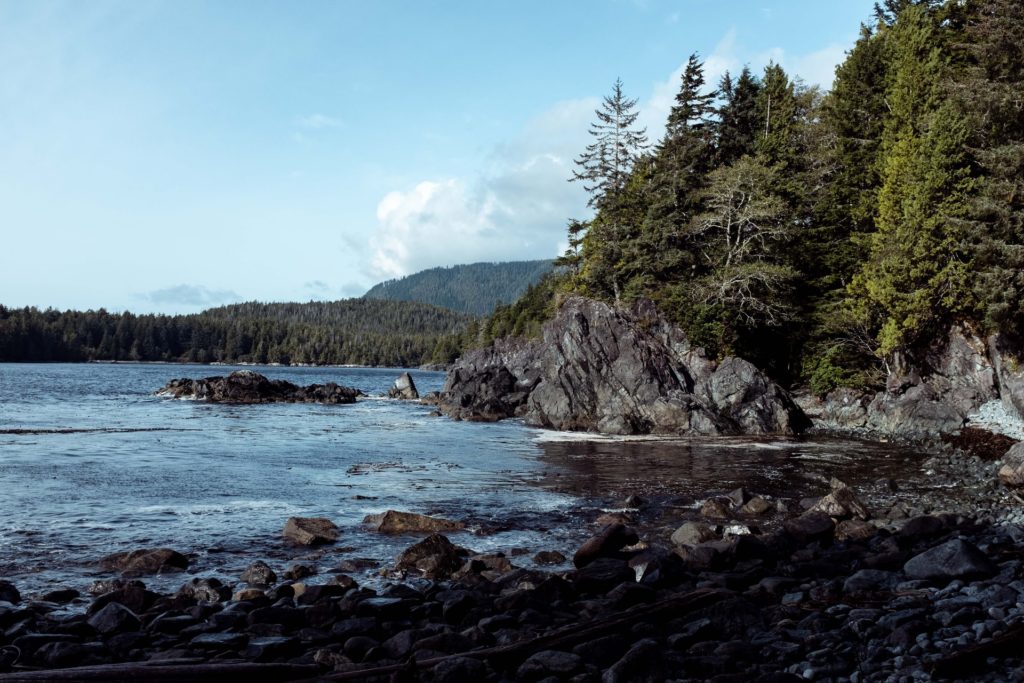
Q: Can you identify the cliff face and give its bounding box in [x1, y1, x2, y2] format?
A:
[439, 297, 808, 436]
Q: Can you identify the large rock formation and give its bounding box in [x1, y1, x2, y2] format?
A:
[439, 297, 807, 436]
[157, 370, 359, 404]
[813, 325, 1024, 438]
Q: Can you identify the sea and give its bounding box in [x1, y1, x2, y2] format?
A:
[0, 362, 928, 597]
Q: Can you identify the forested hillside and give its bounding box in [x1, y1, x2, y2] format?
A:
[463, 0, 1024, 394]
[0, 299, 471, 367]
[364, 260, 554, 316]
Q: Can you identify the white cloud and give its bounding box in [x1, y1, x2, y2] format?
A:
[144, 284, 241, 307]
[367, 29, 857, 279]
[296, 113, 345, 129]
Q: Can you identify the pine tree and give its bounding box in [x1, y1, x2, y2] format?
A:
[714, 67, 761, 166]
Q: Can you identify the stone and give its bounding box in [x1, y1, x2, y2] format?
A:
[87, 583, 159, 615]
[87, 602, 141, 635]
[395, 533, 464, 579]
[700, 498, 732, 519]
[991, 334, 1024, 420]
[516, 649, 584, 681]
[670, 521, 718, 547]
[439, 297, 807, 436]
[283, 564, 315, 581]
[433, 655, 488, 683]
[904, 539, 998, 581]
[783, 512, 835, 544]
[190, 632, 248, 650]
[740, 496, 773, 516]
[602, 638, 664, 683]
[232, 588, 266, 602]
[533, 550, 566, 565]
[283, 517, 339, 545]
[387, 372, 419, 400]
[573, 523, 639, 568]
[98, 548, 188, 575]
[240, 560, 277, 586]
[157, 370, 359, 405]
[244, 636, 300, 661]
[835, 519, 876, 542]
[573, 558, 635, 594]
[176, 578, 230, 603]
[998, 442, 1024, 488]
[897, 515, 947, 541]
[362, 510, 465, 534]
[0, 581, 21, 604]
[41, 588, 79, 604]
[843, 569, 901, 594]
[808, 481, 870, 521]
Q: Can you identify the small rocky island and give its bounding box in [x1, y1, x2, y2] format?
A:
[157, 370, 360, 405]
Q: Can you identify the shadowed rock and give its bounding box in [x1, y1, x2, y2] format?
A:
[98, 548, 188, 575]
[157, 370, 359, 405]
[387, 372, 419, 399]
[363, 510, 465, 534]
[282, 517, 339, 546]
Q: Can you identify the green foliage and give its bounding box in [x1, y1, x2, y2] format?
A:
[363, 260, 554, 316]
[0, 299, 472, 367]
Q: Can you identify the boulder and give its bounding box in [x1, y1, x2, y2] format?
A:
[176, 578, 230, 603]
[998, 442, 1024, 488]
[87, 602, 141, 635]
[240, 560, 277, 586]
[157, 370, 359, 405]
[991, 334, 1024, 420]
[533, 550, 567, 565]
[395, 533, 464, 579]
[439, 297, 807, 436]
[670, 521, 718, 547]
[0, 580, 20, 604]
[573, 523, 639, 568]
[283, 517, 339, 545]
[783, 512, 835, 544]
[363, 510, 465, 534]
[387, 372, 419, 400]
[903, 539, 997, 581]
[808, 480, 870, 520]
[98, 548, 188, 575]
[517, 650, 584, 682]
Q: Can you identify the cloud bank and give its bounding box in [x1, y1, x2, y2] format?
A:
[144, 285, 242, 308]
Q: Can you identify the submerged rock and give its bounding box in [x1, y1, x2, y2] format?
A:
[362, 510, 465, 534]
[440, 297, 807, 436]
[157, 370, 359, 405]
[387, 372, 419, 400]
[395, 533, 464, 579]
[98, 548, 188, 575]
[282, 517, 339, 546]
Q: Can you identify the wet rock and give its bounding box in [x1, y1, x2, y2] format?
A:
[573, 523, 639, 568]
[533, 550, 567, 565]
[0, 581, 21, 604]
[87, 602, 141, 635]
[395, 533, 464, 579]
[998, 442, 1024, 487]
[700, 498, 732, 519]
[671, 521, 718, 547]
[628, 548, 686, 587]
[740, 496, 773, 516]
[244, 635, 300, 661]
[517, 649, 584, 681]
[283, 564, 315, 581]
[232, 588, 266, 602]
[157, 370, 359, 405]
[573, 558, 635, 594]
[283, 516, 339, 545]
[387, 372, 419, 400]
[903, 539, 998, 581]
[602, 638, 664, 683]
[363, 510, 465, 534]
[98, 548, 188, 575]
[808, 480, 870, 520]
[835, 519, 875, 542]
[843, 569, 901, 595]
[176, 578, 230, 603]
[783, 512, 835, 544]
[190, 632, 248, 650]
[41, 588, 79, 604]
[432, 655, 488, 683]
[36, 641, 108, 668]
[240, 560, 277, 586]
[897, 515, 947, 541]
[88, 584, 159, 615]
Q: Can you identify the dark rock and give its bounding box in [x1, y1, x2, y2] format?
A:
[0, 581, 21, 604]
[991, 333, 1024, 420]
[98, 548, 188, 575]
[432, 655, 488, 683]
[35, 641, 108, 668]
[573, 523, 639, 568]
[843, 569, 901, 594]
[998, 442, 1024, 488]
[283, 516, 339, 545]
[573, 558, 635, 594]
[439, 297, 807, 435]
[240, 560, 277, 586]
[903, 539, 998, 581]
[517, 649, 584, 681]
[783, 513, 835, 544]
[740, 496, 772, 516]
[190, 632, 248, 650]
[388, 372, 419, 400]
[808, 480, 869, 520]
[87, 603, 141, 635]
[88, 584, 159, 615]
[897, 515, 947, 542]
[157, 370, 359, 405]
[363, 510, 465, 534]
[671, 521, 717, 547]
[283, 564, 315, 581]
[395, 533, 464, 579]
[533, 550, 567, 565]
[699, 498, 732, 519]
[40, 588, 78, 604]
[602, 638, 664, 683]
[244, 636, 300, 661]
[176, 577, 230, 603]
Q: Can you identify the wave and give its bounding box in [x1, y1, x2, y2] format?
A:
[136, 500, 302, 517]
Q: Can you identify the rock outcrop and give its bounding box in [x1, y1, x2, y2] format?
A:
[439, 297, 807, 436]
[812, 325, 1024, 439]
[387, 372, 419, 400]
[157, 370, 359, 405]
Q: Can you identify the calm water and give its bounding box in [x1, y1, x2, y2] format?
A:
[0, 363, 927, 597]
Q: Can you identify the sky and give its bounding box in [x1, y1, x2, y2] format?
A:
[0, 0, 879, 314]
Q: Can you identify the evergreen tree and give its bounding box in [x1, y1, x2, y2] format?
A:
[714, 67, 761, 166]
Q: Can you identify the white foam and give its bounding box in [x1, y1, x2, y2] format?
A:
[967, 400, 1024, 441]
[136, 500, 301, 516]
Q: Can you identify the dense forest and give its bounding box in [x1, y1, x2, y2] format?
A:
[364, 260, 554, 316]
[461, 0, 1024, 394]
[0, 299, 471, 367]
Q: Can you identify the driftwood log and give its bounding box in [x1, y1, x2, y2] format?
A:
[927, 623, 1024, 679]
[0, 659, 319, 682]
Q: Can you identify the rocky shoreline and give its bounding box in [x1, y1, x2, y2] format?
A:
[2, 440, 1024, 681]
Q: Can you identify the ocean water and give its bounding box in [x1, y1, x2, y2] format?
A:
[0, 362, 927, 597]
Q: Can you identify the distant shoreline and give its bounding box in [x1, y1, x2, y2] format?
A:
[0, 359, 450, 372]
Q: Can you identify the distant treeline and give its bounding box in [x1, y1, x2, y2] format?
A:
[363, 260, 554, 316]
[0, 299, 472, 367]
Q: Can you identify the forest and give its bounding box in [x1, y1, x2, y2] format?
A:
[0, 299, 470, 367]
[463, 0, 1024, 394]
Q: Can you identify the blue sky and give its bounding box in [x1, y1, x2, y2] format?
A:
[0, 0, 878, 314]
